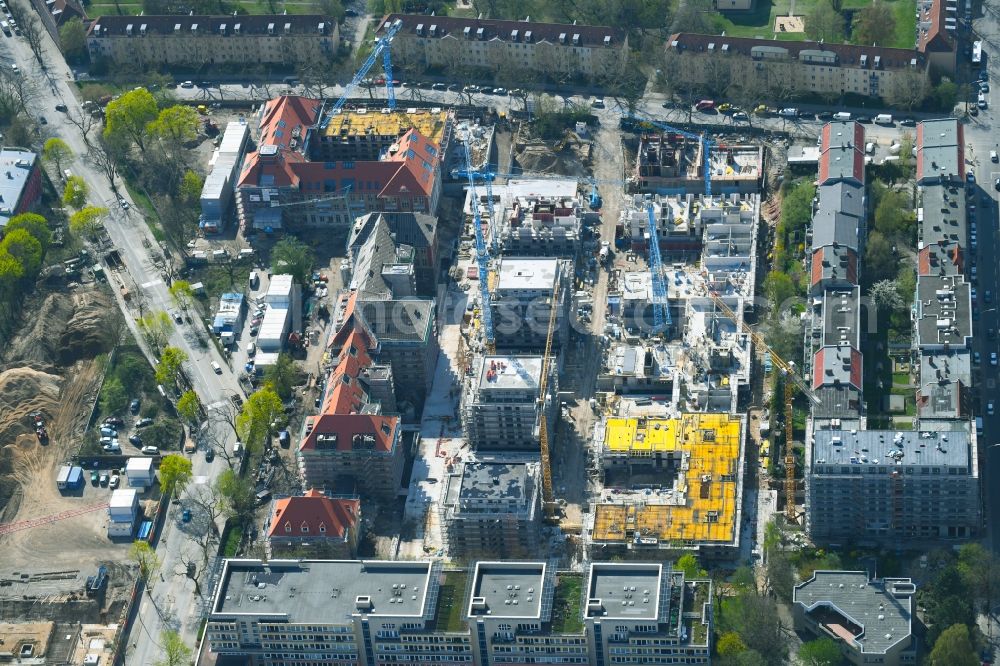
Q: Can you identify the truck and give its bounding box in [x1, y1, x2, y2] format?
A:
[599, 242, 610, 264]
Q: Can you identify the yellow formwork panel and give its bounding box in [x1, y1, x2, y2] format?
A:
[595, 412, 742, 545]
[321, 110, 451, 147]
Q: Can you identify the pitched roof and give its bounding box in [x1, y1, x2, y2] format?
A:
[88, 14, 334, 38]
[323, 329, 374, 414]
[918, 241, 963, 277]
[350, 216, 397, 298]
[267, 490, 360, 540]
[667, 32, 926, 70]
[379, 13, 626, 48]
[811, 245, 858, 287]
[300, 412, 399, 452]
[813, 346, 863, 391]
[917, 0, 955, 54]
[259, 95, 322, 151]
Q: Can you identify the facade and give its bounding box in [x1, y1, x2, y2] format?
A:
[666, 33, 928, 101]
[205, 558, 712, 666]
[491, 257, 569, 350]
[461, 355, 555, 451]
[0, 149, 41, 230]
[86, 14, 339, 68]
[806, 430, 980, 543]
[793, 570, 916, 666]
[200, 121, 250, 233]
[236, 99, 444, 232]
[381, 14, 629, 82]
[265, 490, 361, 559]
[439, 458, 541, 558]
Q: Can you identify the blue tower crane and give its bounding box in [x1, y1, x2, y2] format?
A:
[462, 140, 496, 352]
[647, 202, 671, 332]
[320, 19, 402, 129]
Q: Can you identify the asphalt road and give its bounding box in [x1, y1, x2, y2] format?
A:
[0, 26, 243, 665]
[969, 2, 1000, 552]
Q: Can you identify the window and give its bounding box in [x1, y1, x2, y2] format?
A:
[300, 522, 309, 533]
[284, 522, 291, 533]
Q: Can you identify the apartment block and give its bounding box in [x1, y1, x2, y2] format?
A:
[236, 98, 443, 232]
[461, 355, 554, 450]
[265, 490, 361, 559]
[348, 211, 439, 295]
[439, 458, 541, 558]
[380, 14, 629, 82]
[666, 33, 928, 101]
[793, 571, 917, 666]
[916, 118, 965, 184]
[917, 0, 958, 75]
[346, 215, 418, 300]
[200, 121, 250, 233]
[491, 257, 570, 351]
[591, 413, 746, 557]
[0, 149, 41, 229]
[806, 429, 979, 543]
[86, 15, 339, 69]
[205, 559, 712, 665]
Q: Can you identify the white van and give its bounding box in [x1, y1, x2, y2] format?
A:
[833, 112, 852, 120]
[991, 150, 998, 163]
[211, 361, 222, 374]
[875, 113, 893, 125]
[247, 342, 256, 357]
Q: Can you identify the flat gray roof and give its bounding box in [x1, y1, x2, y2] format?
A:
[586, 563, 662, 621]
[811, 385, 863, 419]
[920, 184, 966, 248]
[459, 461, 533, 502]
[916, 275, 971, 348]
[496, 258, 560, 292]
[917, 118, 962, 182]
[822, 287, 860, 348]
[794, 571, 913, 655]
[469, 562, 546, 619]
[822, 146, 863, 183]
[213, 559, 434, 621]
[812, 429, 971, 469]
[476, 356, 542, 392]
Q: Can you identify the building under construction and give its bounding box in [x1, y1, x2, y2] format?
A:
[439, 456, 542, 559]
[311, 107, 454, 161]
[629, 132, 763, 195]
[589, 412, 746, 558]
[490, 257, 571, 351]
[461, 355, 556, 451]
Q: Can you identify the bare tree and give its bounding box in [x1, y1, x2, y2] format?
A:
[64, 107, 99, 147]
[88, 135, 125, 190]
[9, 1, 45, 66]
[0, 65, 38, 118]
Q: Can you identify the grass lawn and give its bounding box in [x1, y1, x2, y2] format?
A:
[891, 371, 911, 386]
[434, 571, 469, 632]
[551, 575, 584, 634]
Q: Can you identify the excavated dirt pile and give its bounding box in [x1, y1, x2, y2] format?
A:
[4, 290, 116, 367]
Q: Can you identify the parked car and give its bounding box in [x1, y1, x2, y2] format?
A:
[55, 103, 67, 112]
[128, 434, 142, 446]
[992, 352, 998, 366]
[91, 470, 99, 485]
[99, 473, 109, 486]
[136, 417, 154, 428]
[104, 416, 124, 427]
[211, 361, 222, 374]
[989, 401, 995, 416]
[181, 507, 192, 522]
[109, 474, 120, 489]
[205, 448, 215, 462]
[130, 398, 141, 414]
[141, 446, 160, 455]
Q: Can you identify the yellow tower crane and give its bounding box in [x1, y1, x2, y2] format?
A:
[538, 283, 560, 519]
[707, 292, 820, 522]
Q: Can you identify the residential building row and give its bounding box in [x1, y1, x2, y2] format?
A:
[380, 13, 629, 82]
[205, 558, 713, 665]
[86, 14, 340, 68]
[0, 148, 42, 230]
[805, 119, 980, 546]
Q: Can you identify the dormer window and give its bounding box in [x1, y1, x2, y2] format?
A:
[300, 522, 309, 533]
[319, 523, 327, 533]
[284, 522, 292, 533]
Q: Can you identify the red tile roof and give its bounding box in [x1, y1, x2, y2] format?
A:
[267, 489, 359, 539]
[300, 412, 399, 452]
[258, 95, 322, 151]
[820, 122, 865, 153]
[323, 328, 374, 414]
[917, 0, 955, 54]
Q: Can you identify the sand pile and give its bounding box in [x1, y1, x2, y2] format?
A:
[4, 291, 115, 367]
[0, 367, 63, 443]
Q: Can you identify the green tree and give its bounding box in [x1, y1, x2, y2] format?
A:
[933, 79, 959, 111]
[142, 420, 183, 450]
[138, 311, 175, 352]
[116, 354, 151, 394]
[68, 206, 109, 239]
[862, 231, 897, 284]
[104, 87, 159, 152]
[805, 0, 845, 43]
[798, 637, 842, 666]
[764, 272, 797, 310]
[62, 175, 89, 209]
[716, 631, 746, 657]
[263, 353, 301, 401]
[179, 169, 203, 204]
[216, 468, 257, 525]
[129, 540, 161, 593]
[0, 228, 43, 277]
[176, 390, 201, 426]
[154, 630, 193, 666]
[42, 137, 72, 173]
[853, 1, 895, 46]
[676, 553, 707, 579]
[148, 105, 200, 144]
[100, 375, 129, 415]
[155, 346, 188, 386]
[929, 624, 978, 666]
[5, 213, 50, 250]
[59, 17, 86, 60]
[159, 453, 193, 498]
[270, 237, 314, 286]
[236, 386, 284, 452]
[169, 280, 194, 309]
